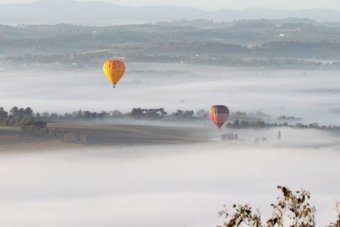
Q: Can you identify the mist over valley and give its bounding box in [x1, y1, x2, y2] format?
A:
[0, 2, 340, 226]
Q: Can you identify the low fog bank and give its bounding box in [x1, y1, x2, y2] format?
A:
[220, 127, 340, 149]
[1, 63, 340, 125]
[1, 63, 339, 226]
[0, 137, 339, 226]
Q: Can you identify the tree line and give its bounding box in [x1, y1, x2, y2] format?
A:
[0, 106, 34, 126]
[1, 106, 339, 131]
[0, 106, 198, 126]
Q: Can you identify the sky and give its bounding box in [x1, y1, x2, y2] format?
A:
[0, 0, 340, 11]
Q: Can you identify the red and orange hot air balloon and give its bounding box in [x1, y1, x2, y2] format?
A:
[102, 59, 126, 87]
[209, 105, 229, 129]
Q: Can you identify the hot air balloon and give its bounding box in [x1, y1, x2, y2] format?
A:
[209, 105, 229, 129]
[102, 59, 126, 87]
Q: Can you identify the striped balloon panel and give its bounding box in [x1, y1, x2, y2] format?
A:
[209, 105, 229, 129]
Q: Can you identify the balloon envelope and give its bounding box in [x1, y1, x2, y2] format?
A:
[102, 59, 125, 86]
[209, 105, 229, 129]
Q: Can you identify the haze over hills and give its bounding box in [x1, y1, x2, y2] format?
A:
[1, 18, 340, 69]
[1, 0, 340, 25]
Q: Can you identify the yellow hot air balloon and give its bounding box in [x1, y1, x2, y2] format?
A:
[102, 59, 126, 87]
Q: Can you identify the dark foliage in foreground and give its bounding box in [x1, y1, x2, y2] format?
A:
[218, 186, 340, 227]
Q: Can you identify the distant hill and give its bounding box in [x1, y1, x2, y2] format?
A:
[1, 0, 340, 25]
[1, 20, 340, 69]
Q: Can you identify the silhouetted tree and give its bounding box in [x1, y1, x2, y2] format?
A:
[131, 108, 144, 118]
[0, 107, 8, 125]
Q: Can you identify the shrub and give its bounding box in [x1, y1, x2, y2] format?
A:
[218, 186, 339, 227]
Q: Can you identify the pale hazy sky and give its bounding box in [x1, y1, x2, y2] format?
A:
[1, 0, 340, 11]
